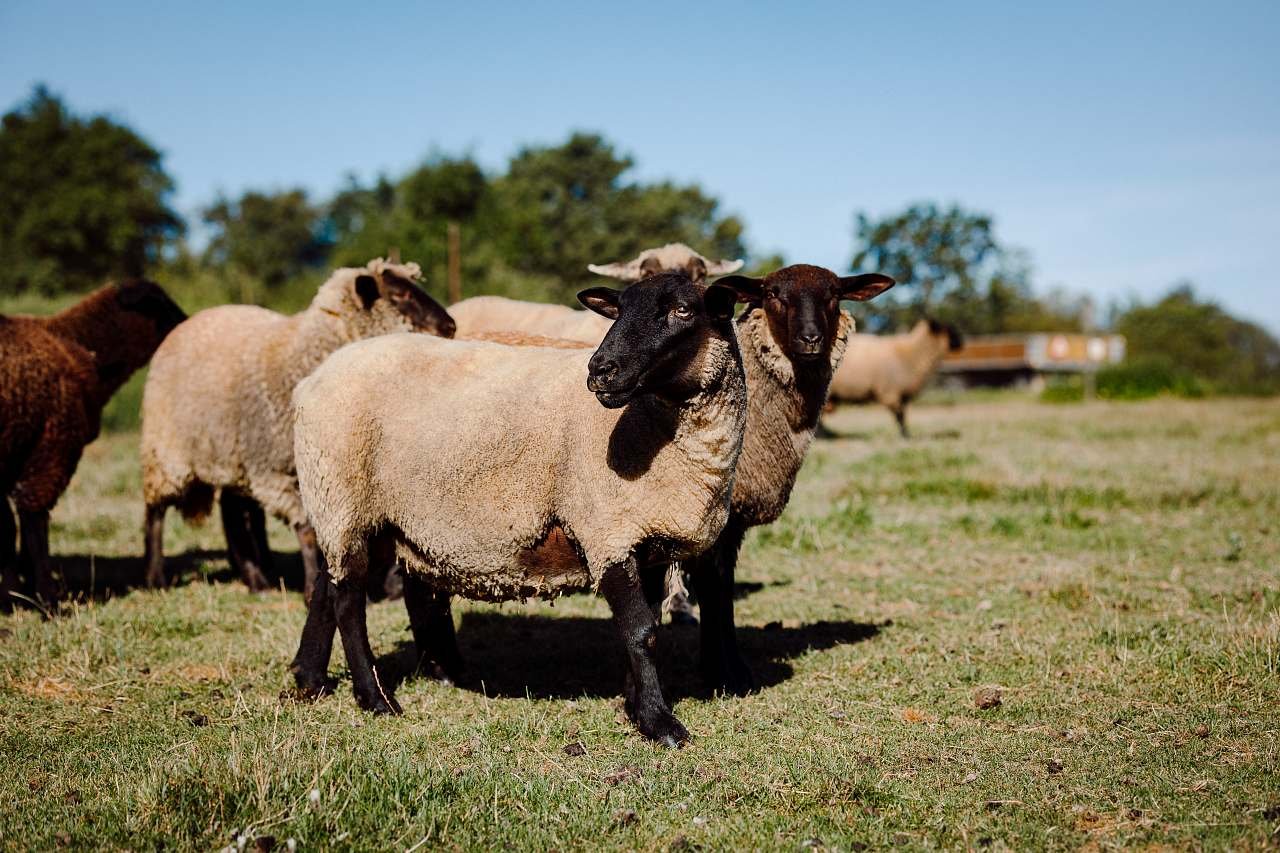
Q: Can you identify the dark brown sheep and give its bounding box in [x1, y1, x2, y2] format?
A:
[1, 279, 185, 608]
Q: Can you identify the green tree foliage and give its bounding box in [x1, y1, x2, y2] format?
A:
[201, 189, 330, 290]
[0, 85, 183, 295]
[1113, 284, 1280, 394]
[850, 203, 1084, 334]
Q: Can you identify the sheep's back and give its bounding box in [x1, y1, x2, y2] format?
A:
[449, 296, 610, 344]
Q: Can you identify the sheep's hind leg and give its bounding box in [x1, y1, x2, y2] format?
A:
[220, 491, 272, 592]
[402, 573, 463, 683]
[691, 520, 755, 696]
[1, 500, 18, 611]
[333, 548, 401, 715]
[143, 503, 169, 589]
[290, 553, 338, 699]
[295, 522, 322, 605]
[602, 556, 688, 747]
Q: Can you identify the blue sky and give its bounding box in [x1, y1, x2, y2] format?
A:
[3, 0, 1278, 331]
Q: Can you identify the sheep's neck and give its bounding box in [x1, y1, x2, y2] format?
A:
[282, 306, 356, 387]
[891, 326, 947, 392]
[42, 287, 142, 404]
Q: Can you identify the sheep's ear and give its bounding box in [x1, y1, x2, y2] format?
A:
[578, 287, 622, 319]
[586, 261, 641, 282]
[355, 274, 381, 309]
[703, 284, 743, 320]
[706, 258, 746, 277]
[709, 274, 763, 303]
[839, 273, 895, 301]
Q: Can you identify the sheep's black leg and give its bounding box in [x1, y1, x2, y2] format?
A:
[892, 404, 910, 439]
[1, 500, 18, 611]
[290, 553, 338, 699]
[245, 496, 274, 579]
[220, 491, 271, 592]
[402, 573, 462, 683]
[295, 522, 322, 605]
[143, 503, 168, 589]
[333, 549, 401, 715]
[18, 509, 57, 608]
[601, 556, 688, 747]
[692, 519, 754, 695]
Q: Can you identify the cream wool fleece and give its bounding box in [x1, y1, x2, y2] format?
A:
[827, 319, 950, 408]
[291, 332, 748, 602]
[448, 296, 613, 344]
[141, 261, 428, 527]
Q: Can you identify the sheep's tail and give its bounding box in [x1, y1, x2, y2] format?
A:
[176, 482, 215, 524]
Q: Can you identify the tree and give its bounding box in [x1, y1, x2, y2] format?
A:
[202, 189, 329, 290]
[852, 203, 997, 311]
[0, 85, 183, 295]
[489, 133, 746, 298]
[1113, 284, 1280, 394]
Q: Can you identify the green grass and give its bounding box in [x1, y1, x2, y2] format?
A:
[3, 398, 1279, 850]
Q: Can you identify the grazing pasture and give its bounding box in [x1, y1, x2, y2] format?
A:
[1, 397, 1277, 850]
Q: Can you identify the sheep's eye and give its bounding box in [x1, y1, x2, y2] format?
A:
[672, 304, 693, 320]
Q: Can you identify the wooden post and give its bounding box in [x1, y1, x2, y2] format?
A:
[387, 246, 401, 264]
[446, 222, 462, 304]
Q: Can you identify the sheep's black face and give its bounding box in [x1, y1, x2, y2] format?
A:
[359, 271, 456, 338]
[927, 318, 964, 351]
[116, 279, 188, 337]
[578, 273, 741, 409]
[717, 265, 895, 364]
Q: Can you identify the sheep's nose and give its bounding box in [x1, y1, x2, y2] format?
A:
[590, 357, 619, 381]
[798, 332, 823, 348]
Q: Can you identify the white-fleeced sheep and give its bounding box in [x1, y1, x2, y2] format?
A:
[288, 273, 752, 745]
[139, 258, 455, 598]
[826, 318, 962, 437]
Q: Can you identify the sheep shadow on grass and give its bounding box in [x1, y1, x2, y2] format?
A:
[373, 612, 883, 702]
[42, 548, 315, 603]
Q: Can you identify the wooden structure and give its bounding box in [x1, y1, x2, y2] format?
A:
[939, 333, 1125, 389]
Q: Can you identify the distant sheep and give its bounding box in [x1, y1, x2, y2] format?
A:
[289, 272, 752, 745]
[826, 318, 963, 437]
[447, 243, 743, 343]
[140, 259, 455, 599]
[1, 280, 186, 607]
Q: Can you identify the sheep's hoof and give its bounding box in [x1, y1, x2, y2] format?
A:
[703, 656, 757, 697]
[630, 703, 690, 747]
[356, 690, 403, 716]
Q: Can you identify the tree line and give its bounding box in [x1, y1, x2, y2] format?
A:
[2, 86, 1276, 394]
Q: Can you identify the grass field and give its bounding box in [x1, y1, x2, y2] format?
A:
[2, 397, 1278, 850]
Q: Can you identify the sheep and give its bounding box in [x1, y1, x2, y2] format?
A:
[825, 318, 963, 437]
[1, 279, 186, 608]
[288, 272, 753, 745]
[139, 258, 455, 600]
[447, 243, 743, 344]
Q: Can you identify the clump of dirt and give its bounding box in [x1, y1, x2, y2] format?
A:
[974, 685, 1002, 709]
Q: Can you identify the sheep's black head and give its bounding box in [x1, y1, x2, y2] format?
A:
[587, 244, 745, 285]
[578, 272, 752, 409]
[715, 264, 894, 364]
[354, 268, 456, 338]
[925, 317, 964, 351]
[115, 278, 188, 337]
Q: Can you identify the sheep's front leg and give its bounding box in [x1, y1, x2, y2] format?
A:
[403, 574, 462, 683]
[219, 492, 272, 592]
[601, 556, 688, 747]
[18, 509, 57, 608]
[333, 549, 401, 715]
[290, 553, 338, 699]
[691, 519, 755, 696]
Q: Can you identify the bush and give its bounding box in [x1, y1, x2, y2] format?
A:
[1096, 358, 1206, 400]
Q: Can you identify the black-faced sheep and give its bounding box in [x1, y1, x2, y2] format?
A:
[289, 273, 753, 745]
[826, 318, 963, 437]
[139, 259, 455, 600]
[447, 243, 743, 344]
[1, 280, 186, 608]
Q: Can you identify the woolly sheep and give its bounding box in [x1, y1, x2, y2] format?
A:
[826, 318, 963, 437]
[140, 259, 455, 599]
[1, 280, 186, 607]
[289, 272, 753, 745]
[447, 243, 744, 344]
